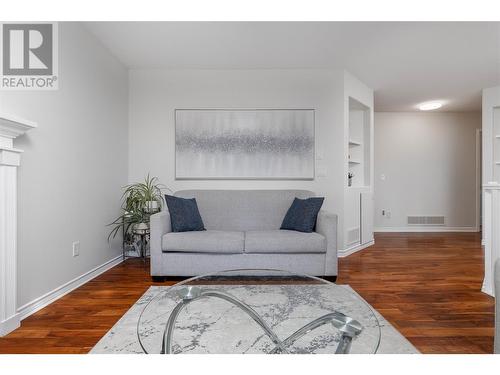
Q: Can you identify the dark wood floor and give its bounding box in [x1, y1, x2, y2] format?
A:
[338, 232, 494, 353]
[0, 232, 494, 354]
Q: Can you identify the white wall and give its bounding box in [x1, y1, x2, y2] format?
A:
[374, 112, 481, 231]
[0, 23, 128, 307]
[128, 69, 353, 247]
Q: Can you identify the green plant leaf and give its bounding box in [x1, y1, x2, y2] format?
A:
[107, 174, 170, 242]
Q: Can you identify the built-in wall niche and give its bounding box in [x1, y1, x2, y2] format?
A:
[348, 97, 371, 188]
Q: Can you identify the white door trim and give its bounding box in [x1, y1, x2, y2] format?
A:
[0, 114, 37, 337]
[476, 128, 482, 232]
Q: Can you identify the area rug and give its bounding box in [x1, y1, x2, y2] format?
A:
[90, 285, 419, 354]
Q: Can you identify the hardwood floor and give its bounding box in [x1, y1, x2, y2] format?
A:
[338, 232, 494, 354]
[0, 232, 494, 354]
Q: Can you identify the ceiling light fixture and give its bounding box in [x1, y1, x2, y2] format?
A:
[418, 101, 443, 111]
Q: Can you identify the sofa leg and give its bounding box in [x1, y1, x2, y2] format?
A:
[152, 275, 190, 283]
[152, 276, 168, 282]
[322, 276, 337, 283]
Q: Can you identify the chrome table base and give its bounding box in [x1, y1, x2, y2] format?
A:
[160, 286, 363, 354]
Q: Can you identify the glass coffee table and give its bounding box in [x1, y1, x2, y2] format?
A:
[137, 269, 381, 354]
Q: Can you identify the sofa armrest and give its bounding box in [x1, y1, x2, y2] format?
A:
[150, 211, 171, 275]
[316, 210, 338, 276]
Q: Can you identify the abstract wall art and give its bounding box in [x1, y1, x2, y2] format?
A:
[175, 109, 315, 179]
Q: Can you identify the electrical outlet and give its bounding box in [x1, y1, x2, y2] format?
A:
[382, 210, 385, 216]
[386, 210, 392, 219]
[72, 241, 80, 257]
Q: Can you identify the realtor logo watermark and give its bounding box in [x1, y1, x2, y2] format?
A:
[1, 22, 58, 90]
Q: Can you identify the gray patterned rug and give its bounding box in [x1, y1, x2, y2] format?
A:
[90, 285, 419, 354]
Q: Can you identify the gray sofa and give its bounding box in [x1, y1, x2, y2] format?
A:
[150, 190, 338, 278]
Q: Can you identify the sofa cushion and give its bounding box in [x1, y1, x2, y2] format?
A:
[162, 230, 244, 254]
[165, 195, 205, 232]
[244, 230, 326, 254]
[280, 197, 325, 233]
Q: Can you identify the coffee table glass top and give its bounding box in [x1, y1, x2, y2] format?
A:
[137, 269, 381, 354]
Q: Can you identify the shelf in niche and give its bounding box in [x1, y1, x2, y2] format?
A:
[349, 140, 363, 146]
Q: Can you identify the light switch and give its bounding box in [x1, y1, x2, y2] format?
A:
[72, 241, 80, 257]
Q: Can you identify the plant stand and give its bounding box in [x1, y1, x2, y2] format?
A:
[133, 228, 150, 262]
[119, 207, 160, 261]
[122, 228, 151, 261]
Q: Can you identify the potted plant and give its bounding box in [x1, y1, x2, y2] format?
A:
[108, 174, 169, 241]
[348, 172, 354, 187]
[124, 174, 166, 214]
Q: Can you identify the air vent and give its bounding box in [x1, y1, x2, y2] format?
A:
[407, 216, 445, 226]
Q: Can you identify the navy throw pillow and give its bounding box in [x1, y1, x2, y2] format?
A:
[165, 195, 206, 232]
[280, 197, 324, 233]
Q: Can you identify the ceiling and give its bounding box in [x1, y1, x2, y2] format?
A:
[85, 22, 500, 112]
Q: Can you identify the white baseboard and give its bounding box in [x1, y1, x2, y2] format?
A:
[0, 313, 20, 336]
[338, 240, 375, 258]
[17, 254, 123, 321]
[481, 285, 494, 297]
[374, 226, 479, 233]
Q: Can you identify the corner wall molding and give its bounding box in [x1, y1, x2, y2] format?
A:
[17, 255, 123, 321]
